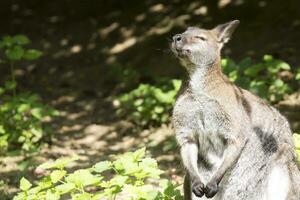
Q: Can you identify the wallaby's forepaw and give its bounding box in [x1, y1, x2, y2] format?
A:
[204, 181, 219, 198]
[191, 179, 205, 197]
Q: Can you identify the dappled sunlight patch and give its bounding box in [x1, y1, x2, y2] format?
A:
[52, 49, 69, 59]
[69, 44, 82, 54]
[135, 13, 146, 22]
[109, 136, 136, 151]
[59, 38, 69, 46]
[59, 124, 83, 134]
[146, 15, 190, 37]
[99, 22, 119, 39]
[54, 95, 76, 104]
[194, 6, 208, 16]
[218, 0, 232, 8]
[109, 37, 137, 54]
[149, 3, 165, 13]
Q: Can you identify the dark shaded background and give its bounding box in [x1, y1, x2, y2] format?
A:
[1, 0, 300, 96]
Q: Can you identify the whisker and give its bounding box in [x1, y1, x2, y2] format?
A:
[166, 36, 173, 42]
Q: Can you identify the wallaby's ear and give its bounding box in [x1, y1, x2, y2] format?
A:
[212, 20, 240, 44]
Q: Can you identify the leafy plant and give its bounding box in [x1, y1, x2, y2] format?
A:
[296, 69, 300, 81]
[13, 148, 183, 200]
[114, 79, 182, 127]
[0, 35, 58, 154]
[0, 89, 58, 153]
[0, 35, 42, 96]
[293, 134, 300, 164]
[222, 55, 295, 102]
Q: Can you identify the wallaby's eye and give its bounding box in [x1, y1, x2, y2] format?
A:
[195, 36, 207, 41]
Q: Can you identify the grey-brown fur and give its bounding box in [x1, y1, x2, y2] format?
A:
[171, 20, 300, 200]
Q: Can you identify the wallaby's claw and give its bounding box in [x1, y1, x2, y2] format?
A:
[204, 181, 219, 198]
[192, 180, 205, 197]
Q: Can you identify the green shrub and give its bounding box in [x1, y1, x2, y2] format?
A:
[115, 79, 181, 127]
[0, 35, 58, 154]
[13, 148, 183, 200]
[114, 55, 298, 128]
[222, 55, 295, 102]
[0, 88, 58, 153]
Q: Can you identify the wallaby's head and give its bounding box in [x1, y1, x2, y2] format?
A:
[171, 20, 239, 71]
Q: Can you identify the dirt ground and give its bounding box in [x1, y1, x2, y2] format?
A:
[1, 0, 300, 199]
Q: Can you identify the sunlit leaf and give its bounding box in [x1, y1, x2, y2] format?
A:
[50, 170, 67, 183]
[45, 190, 60, 200]
[20, 177, 32, 191]
[55, 183, 75, 194]
[66, 169, 99, 187]
[31, 108, 43, 119]
[39, 156, 79, 169]
[94, 161, 112, 173]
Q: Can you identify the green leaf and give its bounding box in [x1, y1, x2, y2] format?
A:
[37, 177, 53, 190]
[55, 183, 75, 194]
[5, 46, 24, 61]
[244, 64, 264, 77]
[50, 170, 67, 183]
[45, 190, 60, 200]
[273, 79, 284, 88]
[20, 177, 32, 191]
[66, 169, 99, 187]
[39, 156, 79, 169]
[2, 36, 13, 47]
[109, 175, 128, 186]
[31, 108, 42, 119]
[263, 54, 273, 62]
[296, 72, 300, 81]
[23, 49, 43, 60]
[133, 148, 146, 161]
[12, 193, 26, 200]
[0, 87, 4, 95]
[277, 61, 290, 70]
[72, 193, 93, 200]
[154, 106, 164, 114]
[0, 125, 5, 134]
[94, 161, 112, 173]
[17, 104, 30, 113]
[13, 35, 31, 45]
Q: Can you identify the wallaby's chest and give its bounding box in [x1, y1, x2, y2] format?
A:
[174, 93, 229, 158]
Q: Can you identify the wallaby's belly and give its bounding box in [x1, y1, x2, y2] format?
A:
[174, 93, 228, 173]
[196, 121, 226, 183]
[194, 98, 229, 182]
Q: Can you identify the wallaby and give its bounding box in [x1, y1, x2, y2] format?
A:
[171, 20, 300, 200]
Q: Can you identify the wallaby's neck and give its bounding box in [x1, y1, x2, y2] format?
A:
[188, 58, 225, 94]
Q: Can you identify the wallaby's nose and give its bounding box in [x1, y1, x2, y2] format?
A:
[173, 34, 182, 42]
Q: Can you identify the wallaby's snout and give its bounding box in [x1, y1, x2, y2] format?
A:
[171, 32, 192, 58]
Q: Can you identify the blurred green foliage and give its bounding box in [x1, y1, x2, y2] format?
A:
[115, 79, 181, 127]
[0, 35, 58, 154]
[115, 55, 299, 128]
[0, 90, 58, 153]
[293, 134, 300, 164]
[222, 55, 295, 102]
[14, 148, 183, 200]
